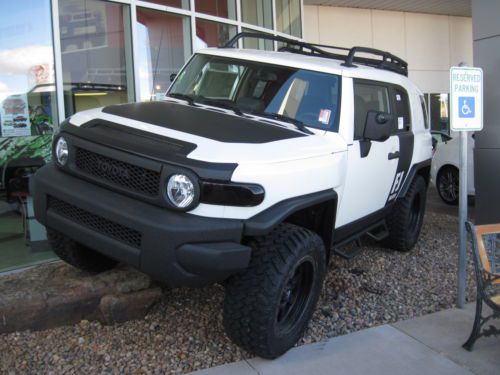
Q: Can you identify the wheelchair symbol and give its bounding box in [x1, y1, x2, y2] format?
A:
[458, 97, 475, 118]
[461, 101, 472, 116]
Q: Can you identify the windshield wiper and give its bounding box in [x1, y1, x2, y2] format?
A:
[195, 96, 244, 117]
[167, 92, 196, 106]
[260, 113, 313, 134]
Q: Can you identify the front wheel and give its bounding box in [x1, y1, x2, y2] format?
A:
[223, 223, 326, 359]
[384, 175, 427, 252]
[437, 166, 459, 205]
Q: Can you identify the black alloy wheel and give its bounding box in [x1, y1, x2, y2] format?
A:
[437, 166, 459, 205]
[276, 258, 315, 334]
[223, 223, 326, 359]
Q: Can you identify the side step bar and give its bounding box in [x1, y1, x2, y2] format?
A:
[366, 222, 389, 241]
[333, 221, 389, 259]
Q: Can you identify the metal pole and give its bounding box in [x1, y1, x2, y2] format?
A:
[457, 130, 468, 308]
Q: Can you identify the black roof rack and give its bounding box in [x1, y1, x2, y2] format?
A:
[223, 32, 408, 77]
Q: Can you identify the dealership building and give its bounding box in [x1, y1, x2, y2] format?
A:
[0, 0, 476, 272]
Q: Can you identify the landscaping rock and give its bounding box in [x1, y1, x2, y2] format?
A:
[99, 287, 162, 324]
[0, 212, 477, 374]
[0, 263, 161, 334]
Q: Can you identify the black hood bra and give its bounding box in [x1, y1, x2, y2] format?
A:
[102, 101, 306, 144]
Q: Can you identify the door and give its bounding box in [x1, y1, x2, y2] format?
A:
[336, 80, 400, 228]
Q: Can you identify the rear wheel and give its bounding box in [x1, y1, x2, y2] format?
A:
[437, 166, 459, 205]
[47, 229, 118, 273]
[223, 223, 326, 359]
[384, 175, 427, 252]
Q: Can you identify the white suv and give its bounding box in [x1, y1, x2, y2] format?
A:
[33, 33, 432, 359]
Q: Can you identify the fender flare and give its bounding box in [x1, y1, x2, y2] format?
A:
[243, 189, 338, 238]
[398, 159, 432, 198]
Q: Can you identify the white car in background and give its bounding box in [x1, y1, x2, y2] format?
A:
[431, 131, 475, 205]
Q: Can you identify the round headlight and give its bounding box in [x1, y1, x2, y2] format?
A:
[166, 174, 195, 209]
[55, 137, 69, 166]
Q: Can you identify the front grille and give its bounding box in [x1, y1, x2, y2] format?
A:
[74, 147, 160, 197]
[48, 196, 142, 249]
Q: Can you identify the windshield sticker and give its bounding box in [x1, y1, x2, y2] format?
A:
[396, 94, 401, 101]
[318, 109, 331, 125]
[398, 116, 404, 129]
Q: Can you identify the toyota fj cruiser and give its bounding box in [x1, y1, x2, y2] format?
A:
[33, 33, 432, 358]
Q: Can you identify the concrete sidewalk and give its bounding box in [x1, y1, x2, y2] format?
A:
[191, 304, 499, 375]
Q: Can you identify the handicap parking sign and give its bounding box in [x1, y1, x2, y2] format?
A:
[450, 67, 483, 131]
[458, 96, 475, 118]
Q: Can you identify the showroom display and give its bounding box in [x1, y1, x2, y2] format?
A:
[33, 33, 432, 359]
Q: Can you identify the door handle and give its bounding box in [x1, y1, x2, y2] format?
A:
[388, 151, 400, 160]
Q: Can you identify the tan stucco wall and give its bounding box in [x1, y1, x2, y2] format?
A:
[304, 5, 473, 94]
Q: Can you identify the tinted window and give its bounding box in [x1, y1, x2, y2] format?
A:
[393, 87, 411, 131]
[353, 82, 391, 140]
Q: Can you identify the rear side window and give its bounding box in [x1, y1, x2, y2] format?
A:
[393, 87, 411, 132]
[420, 95, 429, 129]
[353, 81, 391, 140]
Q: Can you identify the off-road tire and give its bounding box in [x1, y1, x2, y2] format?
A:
[384, 175, 427, 252]
[223, 223, 326, 359]
[437, 166, 459, 205]
[47, 228, 118, 273]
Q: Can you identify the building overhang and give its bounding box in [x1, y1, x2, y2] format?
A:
[303, 0, 471, 17]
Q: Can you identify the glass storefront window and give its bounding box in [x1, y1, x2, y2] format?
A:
[276, 0, 301, 38]
[194, 0, 236, 20]
[145, 0, 190, 10]
[196, 19, 237, 49]
[136, 8, 191, 101]
[241, 0, 273, 29]
[0, 0, 57, 272]
[59, 0, 134, 117]
[429, 93, 450, 133]
[242, 28, 274, 51]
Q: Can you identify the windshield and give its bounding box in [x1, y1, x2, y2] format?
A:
[168, 54, 341, 131]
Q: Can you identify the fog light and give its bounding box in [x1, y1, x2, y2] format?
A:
[55, 137, 69, 166]
[167, 174, 195, 209]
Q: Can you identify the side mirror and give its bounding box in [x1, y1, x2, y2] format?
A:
[363, 111, 393, 142]
[432, 137, 438, 151]
[170, 73, 177, 82]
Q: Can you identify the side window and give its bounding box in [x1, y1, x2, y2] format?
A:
[420, 95, 429, 129]
[393, 87, 411, 132]
[353, 81, 391, 140]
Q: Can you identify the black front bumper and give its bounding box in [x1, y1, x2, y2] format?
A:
[33, 163, 251, 287]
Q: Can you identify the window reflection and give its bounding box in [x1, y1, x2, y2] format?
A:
[137, 8, 191, 101]
[196, 19, 237, 49]
[146, 0, 190, 10]
[59, 0, 134, 116]
[276, 0, 301, 38]
[194, 0, 236, 20]
[429, 93, 449, 133]
[241, 0, 273, 28]
[0, 0, 57, 272]
[242, 29, 274, 51]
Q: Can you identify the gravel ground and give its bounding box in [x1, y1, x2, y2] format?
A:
[0, 211, 476, 374]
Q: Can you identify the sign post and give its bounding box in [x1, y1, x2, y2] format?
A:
[450, 66, 483, 308]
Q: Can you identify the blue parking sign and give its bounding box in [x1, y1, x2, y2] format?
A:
[458, 96, 475, 118]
